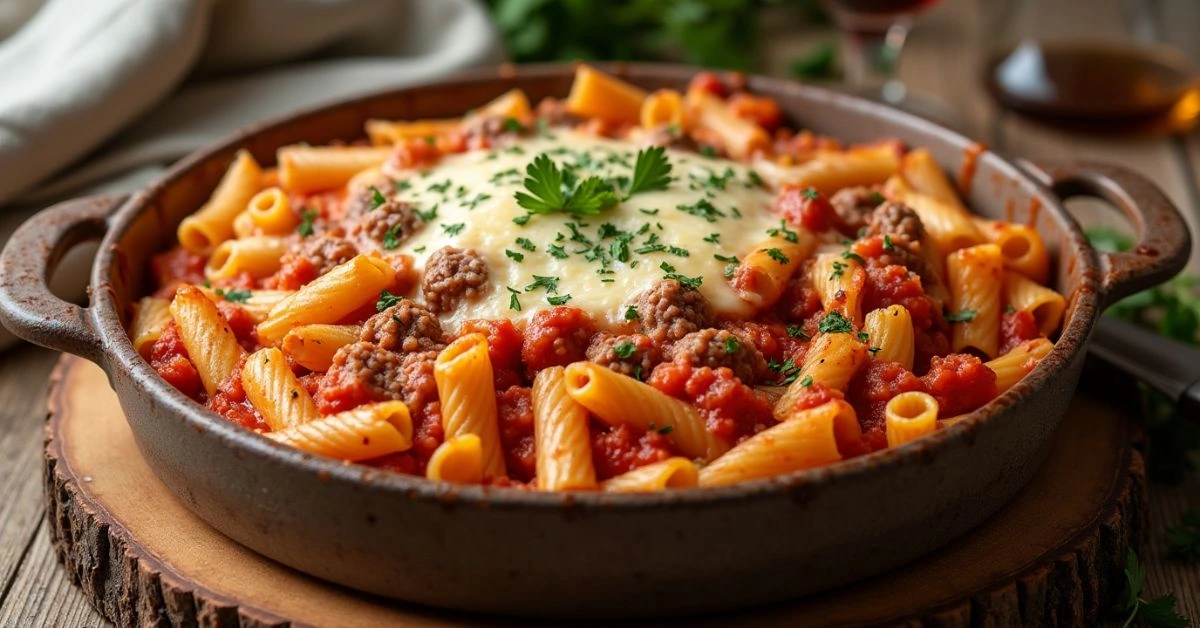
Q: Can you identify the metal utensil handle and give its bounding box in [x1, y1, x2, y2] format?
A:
[1088, 316, 1200, 421]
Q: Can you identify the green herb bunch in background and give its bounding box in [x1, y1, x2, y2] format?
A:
[485, 0, 828, 72]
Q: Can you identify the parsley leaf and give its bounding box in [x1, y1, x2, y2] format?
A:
[842, 250, 866, 264]
[624, 305, 640, 320]
[547, 294, 573, 305]
[765, 248, 789, 264]
[515, 237, 536, 252]
[614, 342, 638, 359]
[883, 235, 895, 251]
[507, 287, 521, 312]
[626, 146, 673, 196]
[505, 249, 524, 262]
[818, 312, 854, 334]
[441, 222, 465, 236]
[946, 309, 978, 323]
[503, 117, 526, 133]
[768, 358, 801, 385]
[1118, 549, 1189, 628]
[214, 288, 251, 303]
[376, 290, 402, 312]
[514, 153, 618, 217]
[525, 275, 560, 294]
[297, 208, 318, 237]
[786, 325, 810, 339]
[800, 374, 814, 387]
[723, 336, 740, 353]
[369, 185, 387, 209]
[382, 225, 403, 250]
[1166, 509, 1200, 561]
[414, 205, 438, 222]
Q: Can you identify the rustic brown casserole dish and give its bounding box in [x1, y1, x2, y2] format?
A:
[0, 64, 1190, 618]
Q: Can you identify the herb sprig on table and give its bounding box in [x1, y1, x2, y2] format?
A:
[1116, 550, 1189, 628]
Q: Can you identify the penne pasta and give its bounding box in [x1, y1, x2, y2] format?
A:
[246, 187, 299, 234]
[434, 334, 506, 477]
[241, 347, 321, 430]
[131, 296, 172, 358]
[532, 367, 597, 491]
[603, 458, 699, 492]
[177, 150, 264, 255]
[267, 401, 412, 461]
[169, 285, 246, 397]
[232, 210, 259, 239]
[812, 251, 866, 326]
[885, 175, 984, 254]
[976, 219, 1050, 284]
[278, 145, 394, 194]
[563, 362, 728, 460]
[256, 255, 394, 343]
[687, 90, 769, 160]
[205, 236, 289, 281]
[426, 435, 484, 484]
[863, 305, 915, 370]
[946, 244, 1004, 358]
[473, 88, 533, 122]
[366, 118, 461, 146]
[731, 232, 817, 309]
[699, 400, 859, 487]
[754, 144, 899, 196]
[986, 338, 1053, 393]
[281, 324, 360, 372]
[565, 65, 646, 125]
[884, 391, 939, 448]
[1003, 272, 1066, 336]
[900, 148, 962, 207]
[774, 331, 868, 420]
[640, 89, 686, 130]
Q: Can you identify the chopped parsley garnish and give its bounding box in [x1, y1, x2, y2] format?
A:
[767, 220, 799, 243]
[765, 248, 789, 265]
[704, 233, 720, 244]
[214, 288, 251, 303]
[800, 374, 814, 387]
[466, 192, 493, 210]
[382, 225, 403, 250]
[869, 191, 886, 205]
[297, 208, 318, 237]
[413, 245, 426, 253]
[513, 213, 532, 225]
[1004, 305, 1017, 314]
[505, 249, 524, 262]
[525, 275, 560, 294]
[368, 185, 387, 209]
[625, 146, 673, 197]
[441, 222, 465, 236]
[668, 246, 690, 257]
[747, 170, 765, 188]
[394, 179, 412, 192]
[547, 244, 568, 259]
[818, 312, 854, 334]
[946, 309, 978, 323]
[507, 287, 521, 311]
[883, 235, 895, 251]
[676, 198, 725, 223]
[514, 153, 619, 217]
[547, 294, 573, 305]
[657, 425, 674, 435]
[428, 179, 452, 194]
[842, 250, 866, 264]
[614, 342, 638, 359]
[786, 325, 810, 339]
[723, 336, 740, 353]
[768, 358, 801, 385]
[639, 208, 660, 216]
[829, 260, 846, 280]
[801, 187, 820, 200]
[376, 290, 402, 312]
[624, 305, 639, 320]
[869, 346, 882, 356]
[857, 331, 870, 343]
[515, 237, 536, 252]
[414, 205, 438, 222]
[699, 145, 717, 158]
[503, 117, 525, 133]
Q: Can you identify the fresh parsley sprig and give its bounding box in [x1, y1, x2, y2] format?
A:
[1166, 509, 1200, 562]
[514, 153, 618, 218]
[1117, 549, 1189, 628]
[625, 146, 672, 197]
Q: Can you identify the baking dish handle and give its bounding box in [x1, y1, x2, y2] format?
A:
[1016, 159, 1191, 309]
[0, 195, 126, 364]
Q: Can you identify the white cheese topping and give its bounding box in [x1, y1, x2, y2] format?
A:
[381, 131, 782, 330]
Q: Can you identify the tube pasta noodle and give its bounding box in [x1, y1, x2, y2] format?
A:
[565, 65, 646, 125]
[475, 88, 533, 121]
[205, 236, 289, 281]
[177, 150, 263, 255]
[863, 305, 914, 370]
[278, 145, 394, 194]
[532, 367, 597, 491]
[754, 145, 899, 196]
[257, 255, 394, 343]
[564, 362, 728, 460]
[900, 148, 962, 207]
[687, 90, 769, 160]
[640, 89, 685, 130]
[426, 435, 484, 484]
[281, 324, 360, 372]
[1003, 272, 1066, 336]
[699, 400, 859, 487]
[366, 119, 461, 145]
[774, 332, 868, 419]
[885, 175, 984, 253]
[169, 285, 246, 396]
[986, 338, 1053, 393]
[200, 288, 293, 323]
[435, 334, 506, 477]
[268, 401, 412, 461]
[131, 297, 171, 358]
[232, 211, 258, 238]
[246, 187, 298, 234]
[976, 219, 1050, 284]
[241, 347, 321, 430]
[885, 391, 939, 448]
[812, 252, 866, 326]
[604, 458, 699, 492]
[946, 244, 1004, 358]
[732, 233, 816, 308]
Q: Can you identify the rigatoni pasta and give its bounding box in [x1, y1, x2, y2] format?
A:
[135, 66, 1066, 491]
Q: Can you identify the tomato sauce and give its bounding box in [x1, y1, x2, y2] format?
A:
[848, 361, 926, 452]
[497, 385, 536, 482]
[520, 307, 595, 373]
[648, 362, 776, 445]
[589, 423, 675, 480]
[921, 354, 997, 417]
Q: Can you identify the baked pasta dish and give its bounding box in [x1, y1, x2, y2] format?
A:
[130, 66, 1064, 491]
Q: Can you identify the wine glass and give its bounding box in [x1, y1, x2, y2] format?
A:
[823, 0, 946, 116]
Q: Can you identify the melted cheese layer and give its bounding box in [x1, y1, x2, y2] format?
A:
[382, 131, 781, 329]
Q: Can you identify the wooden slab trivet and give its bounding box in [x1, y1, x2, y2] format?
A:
[44, 355, 1146, 627]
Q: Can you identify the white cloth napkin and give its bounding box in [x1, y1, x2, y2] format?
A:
[0, 0, 504, 350]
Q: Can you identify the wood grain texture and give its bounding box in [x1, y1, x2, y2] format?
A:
[33, 356, 1147, 627]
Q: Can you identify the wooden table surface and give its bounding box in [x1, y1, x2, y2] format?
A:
[1, 1, 1198, 625]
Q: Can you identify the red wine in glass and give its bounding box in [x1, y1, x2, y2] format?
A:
[824, 0, 943, 34]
